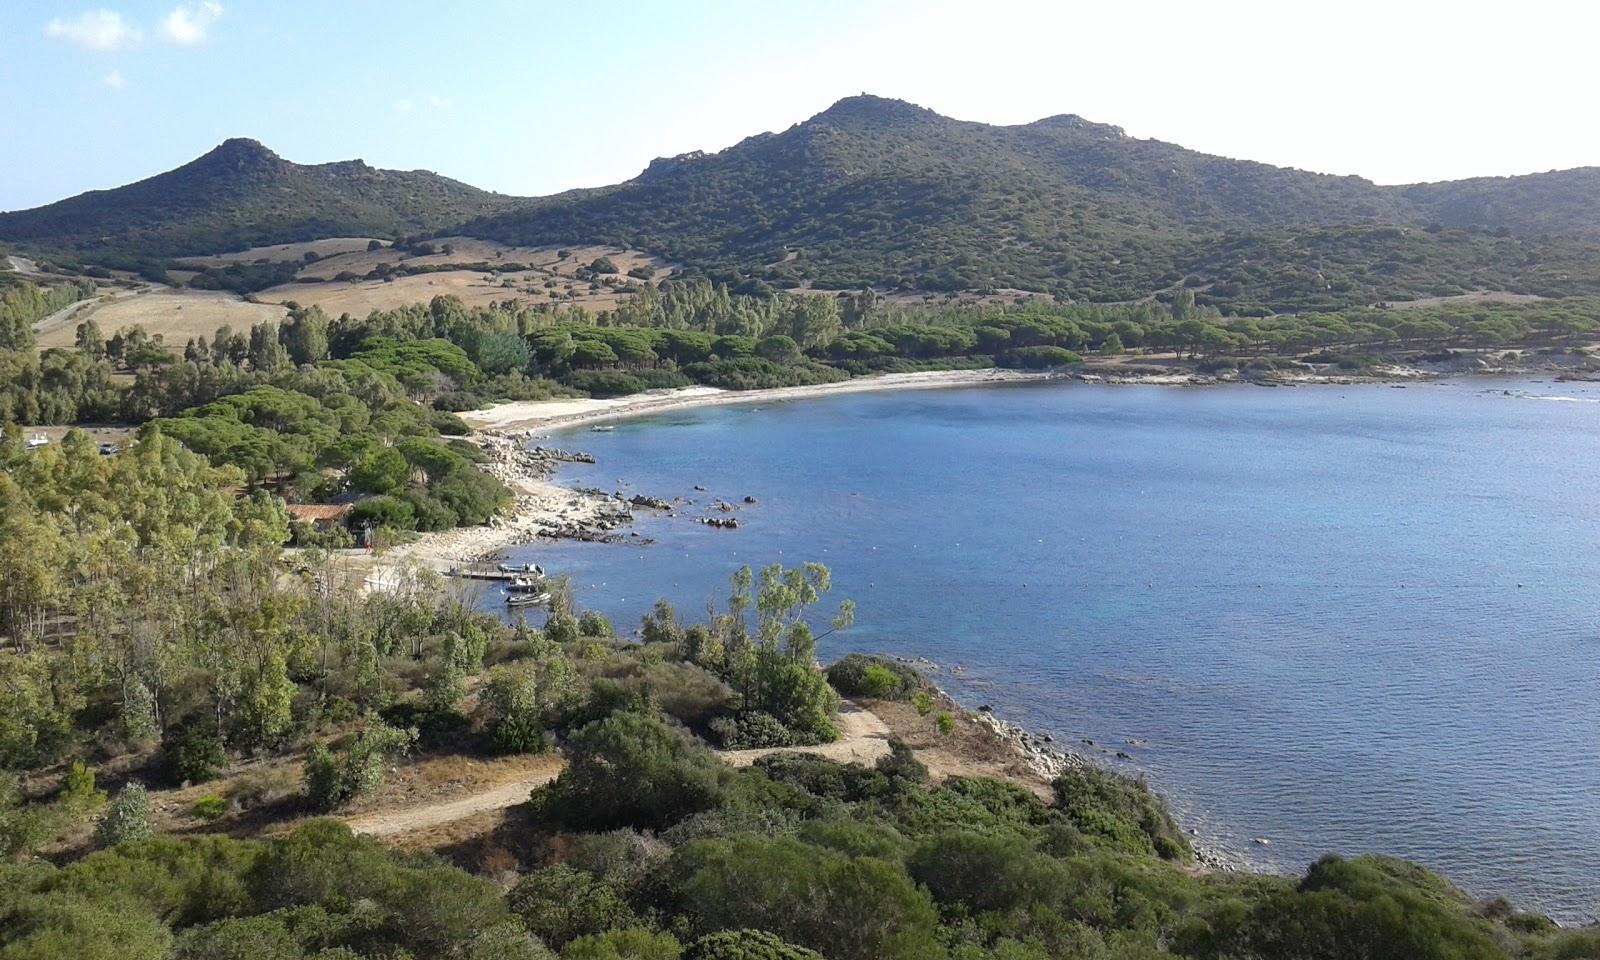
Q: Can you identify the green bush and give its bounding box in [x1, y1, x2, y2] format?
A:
[687, 930, 823, 960]
[825, 654, 926, 701]
[508, 865, 636, 948]
[304, 722, 418, 811]
[348, 494, 415, 531]
[708, 711, 795, 750]
[1050, 766, 1190, 860]
[95, 782, 153, 847]
[538, 712, 727, 832]
[192, 794, 228, 821]
[0, 773, 50, 859]
[562, 928, 680, 960]
[661, 836, 942, 960]
[996, 346, 1082, 369]
[565, 370, 647, 398]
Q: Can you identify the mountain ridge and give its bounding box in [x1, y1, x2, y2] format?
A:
[6, 94, 1600, 311]
[0, 137, 517, 264]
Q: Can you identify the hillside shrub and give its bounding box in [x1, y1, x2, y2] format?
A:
[508, 864, 635, 947]
[686, 930, 823, 960]
[96, 782, 153, 847]
[537, 712, 727, 831]
[996, 346, 1082, 369]
[1050, 766, 1190, 860]
[825, 654, 926, 701]
[304, 722, 418, 811]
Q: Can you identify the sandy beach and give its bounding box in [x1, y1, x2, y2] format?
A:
[460, 368, 1053, 433]
[370, 369, 1055, 577]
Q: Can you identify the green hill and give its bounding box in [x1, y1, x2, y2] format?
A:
[468, 96, 1600, 312]
[8, 98, 1600, 313]
[0, 138, 518, 265]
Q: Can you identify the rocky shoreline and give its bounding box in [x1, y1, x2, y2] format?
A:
[910, 666, 1259, 874]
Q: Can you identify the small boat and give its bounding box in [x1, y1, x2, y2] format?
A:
[505, 591, 551, 607]
[497, 562, 545, 576]
[506, 578, 546, 592]
[590, 425, 615, 432]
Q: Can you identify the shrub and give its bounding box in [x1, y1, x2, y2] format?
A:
[687, 930, 823, 960]
[508, 865, 635, 948]
[0, 772, 50, 859]
[59, 759, 107, 815]
[708, 711, 795, 749]
[538, 712, 727, 831]
[96, 782, 153, 847]
[161, 725, 227, 786]
[304, 722, 418, 811]
[478, 661, 571, 755]
[661, 836, 942, 960]
[589, 257, 619, 274]
[175, 915, 299, 960]
[562, 928, 680, 960]
[996, 346, 1082, 369]
[349, 494, 416, 531]
[566, 370, 646, 398]
[192, 794, 228, 821]
[825, 654, 926, 701]
[120, 679, 159, 743]
[578, 611, 614, 638]
[1050, 766, 1189, 860]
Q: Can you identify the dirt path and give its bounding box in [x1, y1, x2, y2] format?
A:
[346, 769, 560, 838]
[721, 701, 893, 767]
[344, 702, 894, 839]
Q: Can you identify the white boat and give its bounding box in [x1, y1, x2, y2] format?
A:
[497, 562, 545, 576]
[590, 425, 615, 432]
[505, 591, 551, 607]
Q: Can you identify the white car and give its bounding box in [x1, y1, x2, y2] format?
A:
[25, 434, 49, 449]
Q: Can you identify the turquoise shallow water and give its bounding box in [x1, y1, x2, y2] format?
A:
[497, 377, 1600, 922]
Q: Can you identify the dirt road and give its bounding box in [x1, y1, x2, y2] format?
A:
[344, 702, 894, 839]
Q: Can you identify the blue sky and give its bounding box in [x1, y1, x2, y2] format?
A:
[3, 0, 1595, 212]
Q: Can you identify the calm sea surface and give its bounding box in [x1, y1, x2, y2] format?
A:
[496, 378, 1600, 921]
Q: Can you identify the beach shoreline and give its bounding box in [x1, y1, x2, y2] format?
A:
[460, 368, 1057, 433]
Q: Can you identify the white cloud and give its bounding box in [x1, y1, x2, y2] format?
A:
[103, 69, 127, 89]
[394, 99, 415, 114]
[45, 9, 141, 51]
[428, 95, 453, 110]
[160, 1, 223, 45]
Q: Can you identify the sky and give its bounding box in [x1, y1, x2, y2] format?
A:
[2, 0, 1595, 212]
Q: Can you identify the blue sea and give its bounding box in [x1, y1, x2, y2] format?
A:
[495, 378, 1600, 922]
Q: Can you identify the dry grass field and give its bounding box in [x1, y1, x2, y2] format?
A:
[173, 237, 388, 267]
[258, 269, 628, 316]
[36, 289, 287, 349]
[258, 238, 677, 315]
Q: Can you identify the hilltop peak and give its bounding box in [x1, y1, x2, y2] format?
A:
[204, 137, 283, 164]
[809, 94, 940, 127]
[1028, 113, 1127, 138]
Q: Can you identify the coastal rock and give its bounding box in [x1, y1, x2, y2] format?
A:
[530, 446, 596, 464]
[629, 494, 673, 510]
[699, 516, 740, 529]
[743, 495, 758, 504]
